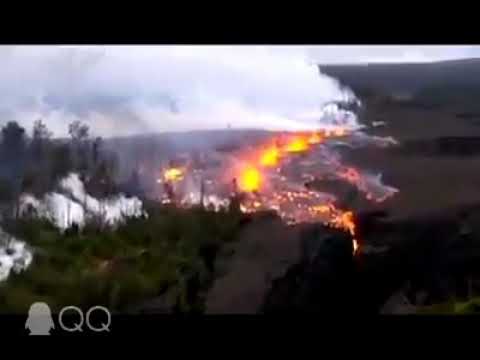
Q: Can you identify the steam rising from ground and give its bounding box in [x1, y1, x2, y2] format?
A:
[0, 46, 357, 137]
[5, 174, 144, 281]
[0, 229, 32, 281]
[20, 173, 145, 230]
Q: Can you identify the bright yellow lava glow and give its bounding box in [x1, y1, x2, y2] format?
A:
[239, 167, 262, 192]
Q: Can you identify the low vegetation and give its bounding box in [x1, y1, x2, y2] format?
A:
[417, 298, 480, 315]
[0, 202, 246, 314]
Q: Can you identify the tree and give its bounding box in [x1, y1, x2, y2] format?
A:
[31, 120, 53, 161]
[127, 169, 142, 197]
[1, 121, 26, 151]
[92, 136, 103, 167]
[32, 119, 53, 142]
[0, 178, 14, 203]
[68, 121, 90, 176]
[0, 178, 15, 219]
[102, 154, 119, 196]
[0, 121, 27, 181]
[0, 121, 28, 218]
[68, 120, 89, 143]
[51, 144, 72, 180]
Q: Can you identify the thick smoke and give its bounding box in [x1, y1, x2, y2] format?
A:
[0, 46, 358, 137]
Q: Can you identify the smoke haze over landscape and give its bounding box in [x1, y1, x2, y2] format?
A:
[2, 45, 480, 314]
[1, 45, 480, 138]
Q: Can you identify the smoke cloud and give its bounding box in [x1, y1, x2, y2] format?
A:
[2, 45, 477, 138]
[0, 46, 359, 137]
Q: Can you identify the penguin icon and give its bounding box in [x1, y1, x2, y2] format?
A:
[25, 302, 55, 335]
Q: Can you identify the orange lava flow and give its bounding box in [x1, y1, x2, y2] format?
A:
[284, 135, 309, 153]
[312, 203, 359, 255]
[159, 128, 361, 255]
[308, 132, 325, 145]
[332, 211, 359, 255]
[238, 166, 262, 192]
[312, 204, 332, 213]
[237, 130, 360, 254]
[259, 146, 280, 167]
[332, 210, 356, 238]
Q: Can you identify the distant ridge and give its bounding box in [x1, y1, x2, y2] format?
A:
[319, 57, 480, 68]
[318, 58, 480, 100]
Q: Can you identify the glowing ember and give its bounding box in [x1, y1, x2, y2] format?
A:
[353, 238, 359, 254]
[285, 136, 309, 153]
[312, 204, 356, 236]
[333, 127, 347, 137]
[312, 204, 334, 214]
[163, 167, 185, 182]
[308, 132, 324, 145]
[331, 210, 356, 238]
[239, 166, 262, 192]
[260, 146, 280, 167]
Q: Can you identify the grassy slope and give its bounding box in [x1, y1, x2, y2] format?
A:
[0, 203, 245, 314]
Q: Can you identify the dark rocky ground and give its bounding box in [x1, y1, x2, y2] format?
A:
[205, 59, 480, 314]
[204, 205, 480, 314]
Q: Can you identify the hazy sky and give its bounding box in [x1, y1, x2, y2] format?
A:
[0, 45, 478, 137]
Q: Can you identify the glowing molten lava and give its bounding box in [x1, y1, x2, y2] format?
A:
[308, 132, 324, 145]
[285, 136, 309, 153]
[312, 203, 358, 255]
[239, 166, 262, 192]
[163, 167, 185, 182]
[332, 210, 358, 255]
[260, 146, 279, 167]
[155, 126, 398, 257]
[331, 210, 356, 238]
[312, 204, 332, 214]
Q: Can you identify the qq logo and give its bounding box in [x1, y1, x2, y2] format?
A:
[26, 302, 111, 335]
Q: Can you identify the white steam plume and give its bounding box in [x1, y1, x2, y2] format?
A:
[0, 229, 33, 282]
[0, 46, 358, 137]
[19, 173, 145, 230]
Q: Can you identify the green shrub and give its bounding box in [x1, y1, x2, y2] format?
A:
[0, 202, 246, 314]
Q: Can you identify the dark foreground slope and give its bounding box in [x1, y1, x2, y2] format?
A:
[206, 60, 480, 314]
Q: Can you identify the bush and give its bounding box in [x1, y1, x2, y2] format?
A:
[0, 202, 246, 314]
